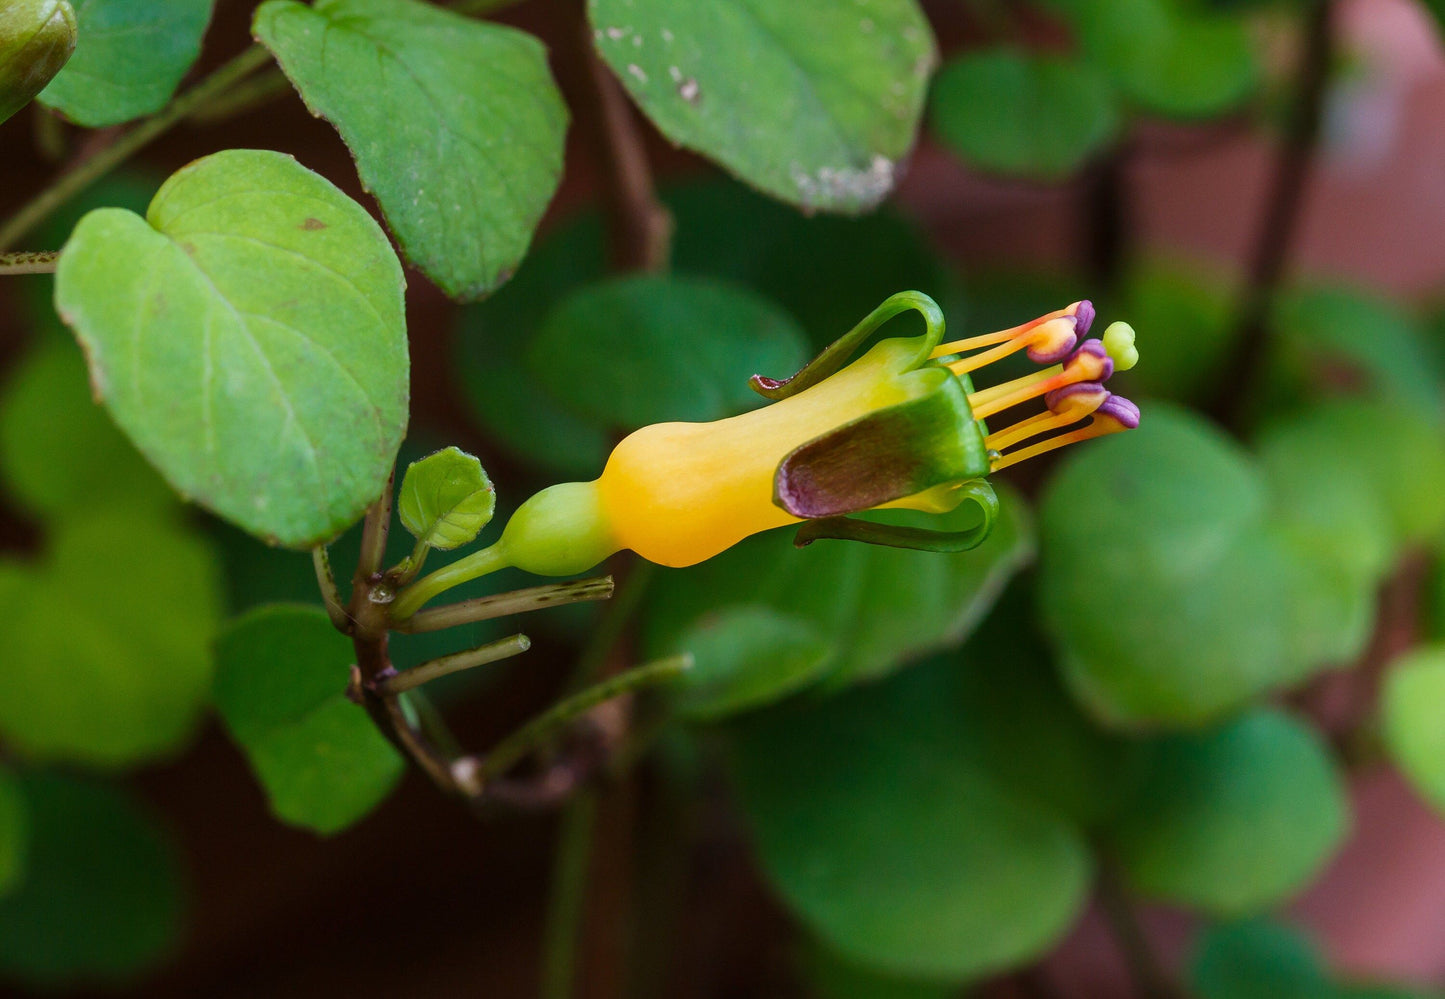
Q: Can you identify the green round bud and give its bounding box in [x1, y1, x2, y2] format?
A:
[0, 0, 76, 126]
[497, 481, 619, 577]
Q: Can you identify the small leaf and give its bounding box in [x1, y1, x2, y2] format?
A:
[589, 0, 936, 213]
[254, 0, 567, 300]
[55, 149, 409, 548]
[0, 335, 175, 519]
[397, 446, 496, 551]
[1191, 919, 1331, 999]
[0, 0, 75, 125]
[1103, 710, 1348, 915]
[1381, 646, 1445, 818]
[214, 604, 404, 835]
[0, 515, 220, 767]
[1063, 0, 1260, 118]
[529, 275, 809, 430]
[729, 657, 1090, 980]
[667, 606, 833, 720]
[0, 774, 183, 986]
[645, 484, 1034, 690]
[39, 0, 212, 127]
[929, 48, 1119, 181]
[0, 770, 26, 899]
[1271, 286, 1444, 423]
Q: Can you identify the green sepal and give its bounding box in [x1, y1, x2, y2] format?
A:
[774, 371, 989, 518]
[750, 290, 944, 401]
[0, 0, 75, 125]
[793, 480, 999, 553]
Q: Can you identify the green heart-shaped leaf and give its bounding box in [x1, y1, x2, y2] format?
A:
[55, 149, 409, 547]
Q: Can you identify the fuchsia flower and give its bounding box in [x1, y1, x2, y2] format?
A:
[392, 291, 1139, 617]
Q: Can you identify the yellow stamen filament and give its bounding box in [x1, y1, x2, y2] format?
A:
[990, 417, 1128, 472]
[962, 364, 1061, 408]
[929, 302, 1083, 359]
[987, 409, 1082, 452]
[964, 349, 1109, 420]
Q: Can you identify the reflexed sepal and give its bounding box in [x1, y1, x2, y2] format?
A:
[774, 375, 988, 518]
[0, 0, 75, 125]
[793, 480, 999, 552]
[750, 290, 945, 401]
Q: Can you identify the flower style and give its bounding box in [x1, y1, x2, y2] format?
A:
[390, 291, 1139, 619]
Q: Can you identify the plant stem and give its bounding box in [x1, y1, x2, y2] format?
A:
[312, 546, 351, 633]
[1209, 0, 1334, 428]
[479, 654, 691, 783]
[580, 25, 672, 273]
[0, 251, 59, 275]
[540, 790, 599, 999]
[390, 540, 512, 621]
[1096, 865, 1181, 999]
[0, 44, 273, 252]
[380, 633, 532, 694]
[356, 473, 395, 582]
[397, 576, 616, 634]
[184, 66, 292, 125]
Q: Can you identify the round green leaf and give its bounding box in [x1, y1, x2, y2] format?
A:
[1068, 0, 1260, 118]
[54, 149, 410, 548]
[397, 446, 496, 551]
[254, 0, 567, 301]
[0, 514, 220, 767]
[1041, 406, 1309, 726]
[0, 770, 26, 900]
[0, 336, 174, 519]
[929, 49, 1119, 181]
[729, 658, 1090, 980]
[1104, 710, 1348, 915]
[1192, 919, 1331, 999]
[0, 0, 75, 125]
[38, 0, 212, 126]
[528, 275, 809, 430]
[0, 774, 183, 986]
[589, 0, 936, 213]
[1382, 646, 1445, 818]
[645, 485, 1034, 690]
[667, 606, 833, 720]
[214, 604, 404, 835]
[1271, 286, 1444, 423]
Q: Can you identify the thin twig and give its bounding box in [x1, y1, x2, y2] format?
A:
[1209, 0, 1334, 428]
[581, 31, 673, 273]
[540, 790, 600, 999]
[0, 251, 60, 275]
[567, 561, 655, 691]
[312, 546, 351, 633]
[379, 633, 532, 694]
[478, 654, 691, 783]
[1096, 864, 1182, 999]
[397, 576, 615, 633]
[0, 44, 273, 252]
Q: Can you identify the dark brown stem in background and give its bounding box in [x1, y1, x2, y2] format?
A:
[580, 30, 673, 273]
[1210, 0, 1335, 428]
[1096, 864, 1184, 999]
[1081, 141, 1132, 297]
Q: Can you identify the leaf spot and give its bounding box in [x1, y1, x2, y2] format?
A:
[627, 63, 648, 84]
[299, 217, 328, 231]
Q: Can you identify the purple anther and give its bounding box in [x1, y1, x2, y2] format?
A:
[1072, 300, 1095, 337]
[1065, 339, 1114, 381]
[1097, 394, 1141, 429]
[1024, 318, 1077, 365]
[1044, 381, 1107, 414]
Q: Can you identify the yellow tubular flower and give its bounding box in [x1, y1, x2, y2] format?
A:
[390, 291, 1140, 620]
